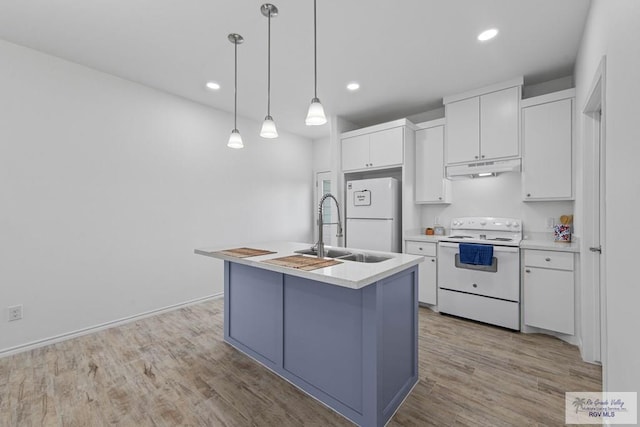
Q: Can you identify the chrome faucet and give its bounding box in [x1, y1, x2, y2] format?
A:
[315, 193, 343, 258]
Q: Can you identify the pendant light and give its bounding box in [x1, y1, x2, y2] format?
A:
[260, 4, 279, 139]
[227, 33, 244, 149]
[305, 0, 327, 126]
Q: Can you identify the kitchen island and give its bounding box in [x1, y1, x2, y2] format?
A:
[195, 242, 422, 427]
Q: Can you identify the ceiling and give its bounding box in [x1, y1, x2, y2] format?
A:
[0, 0, 591, 140]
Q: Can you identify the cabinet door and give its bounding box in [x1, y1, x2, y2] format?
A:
[416, 126, 448, 203]
[524, 266, 574, 334]
[341, 134, 370, 171]
[522, 98, 573, 200]
[446, 97, 480, 164]
[480, 86, 520, 160]
[418, 256, 437, 305]
[369, 127, 403, 168]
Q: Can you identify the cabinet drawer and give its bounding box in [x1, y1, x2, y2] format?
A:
[405, 241, 437, 257]
[524, 250, 573, 271]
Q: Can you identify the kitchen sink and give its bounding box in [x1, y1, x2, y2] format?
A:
[294, 248, 352, 258]
[295, 247, 392, 263]
[338, 253, 392, 263]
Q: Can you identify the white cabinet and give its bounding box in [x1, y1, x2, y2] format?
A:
[444, 80, 522, 165]
[341, 126, 404, 172]
[523, 249, 574, 335]
[405, 241, 437, 305]
[446, 97, 480, 164]
[521, 89, 574, 201]
[415, 121, 451, 204]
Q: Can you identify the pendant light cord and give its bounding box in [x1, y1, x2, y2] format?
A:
[234, 40, 238, 130]
[267, 12, 271, 116]
[313, 0, 318, 99]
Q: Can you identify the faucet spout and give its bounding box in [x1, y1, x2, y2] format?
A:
[316, 193, 343, 258]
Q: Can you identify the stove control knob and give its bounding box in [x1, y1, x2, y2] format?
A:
[479, 220, 487, 226]
[513, 222, 520, 229]
[506, 221, 512, 227]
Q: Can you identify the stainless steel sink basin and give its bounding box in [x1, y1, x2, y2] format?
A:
[295, 248, 352, 258]
[338, 253, 392, 263]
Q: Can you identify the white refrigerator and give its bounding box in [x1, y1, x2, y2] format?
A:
[346, 177, 401, 253]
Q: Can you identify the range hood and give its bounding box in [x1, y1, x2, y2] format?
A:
[446, 158, 521, 180]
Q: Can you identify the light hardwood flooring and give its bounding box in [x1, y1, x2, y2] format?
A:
[0, 299, 601, 426]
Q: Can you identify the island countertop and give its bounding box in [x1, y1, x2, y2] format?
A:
[195, 241, 423, 290]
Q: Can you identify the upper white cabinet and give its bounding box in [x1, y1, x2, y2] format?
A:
[415, 119, 451, 204]
[341, 121, 407, 172]
[444, 78, 522, 165]
[446, 97, 480, 164]
[521, 89, 575, 201]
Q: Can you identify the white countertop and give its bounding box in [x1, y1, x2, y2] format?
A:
[195, 241, 423, 290]
[520, 232, 580, 253]
[404, 233, 443, 243]
[406, 231, 580, 253]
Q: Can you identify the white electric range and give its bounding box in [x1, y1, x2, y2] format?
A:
[437, 217, 523, 330]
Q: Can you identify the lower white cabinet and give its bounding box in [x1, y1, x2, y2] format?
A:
[405, 240, 437, 305]
[523, 249, 574, 334]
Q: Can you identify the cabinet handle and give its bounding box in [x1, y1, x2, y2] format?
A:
[431, 259, 435, 262]
[526, 193, 531, 197]
[418, 247, 423, 250]
[438, 196, 442, 200]
[474, 155, 479, 159]
[545, 257, 551, 262]
[481, 155, 485, 159]
[472, 283, 478, 288]
[525, 269, 531, 273]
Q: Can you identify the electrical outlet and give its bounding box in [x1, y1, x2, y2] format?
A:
[8, 305, 22, 322]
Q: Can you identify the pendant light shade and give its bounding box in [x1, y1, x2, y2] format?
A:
[306, 97, 327, 126]
[306, 0, 327, 126]
[228, 129, 243, 149]
[260, 4, 279, 139]
[260, 116, 278, 138]
[227, 33, 244, 149]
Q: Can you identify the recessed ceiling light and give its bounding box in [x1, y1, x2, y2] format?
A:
[346, 82, 360, 91]
[206, 81, 221, 90]
[477, 28, 499, 42]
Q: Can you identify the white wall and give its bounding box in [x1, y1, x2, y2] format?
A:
[312, 137, 331, 173]
[0, 40, 313, 353]
[419, 173, 574, 234]
[574, 0, 640, 396]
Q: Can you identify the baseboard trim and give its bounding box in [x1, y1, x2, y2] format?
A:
[0, 293, 224, 358]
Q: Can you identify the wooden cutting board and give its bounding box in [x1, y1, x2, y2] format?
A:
[262, 255, 342, 271]
[215, 247, 277, 258]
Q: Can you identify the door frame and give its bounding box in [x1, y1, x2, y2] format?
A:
[581, 56, 607, 386]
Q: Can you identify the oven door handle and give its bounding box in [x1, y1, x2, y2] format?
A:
[438, 242, 520, 253]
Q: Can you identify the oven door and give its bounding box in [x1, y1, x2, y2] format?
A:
[437, 242, 520, 302]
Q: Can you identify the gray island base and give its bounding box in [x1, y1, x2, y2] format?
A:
[196, 242, 422, 427]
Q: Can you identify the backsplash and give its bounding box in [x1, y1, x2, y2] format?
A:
[419, 172, 574, 235]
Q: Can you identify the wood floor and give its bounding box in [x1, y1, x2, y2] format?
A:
[0, 299, 601, 426]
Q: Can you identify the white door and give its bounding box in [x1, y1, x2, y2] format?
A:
[315, 171, 337, 247]
[346, 178, 396, 219]
[582, 58, 606, 369]
[346, 219, 394, 252]
[369, 127, 404, 168]
[416, 125, 446, 203]
[480, 86, 520, 160]
[341, 134, 369, 171]
[446, 96, 480, 164]
[522, 98, 573, 199]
